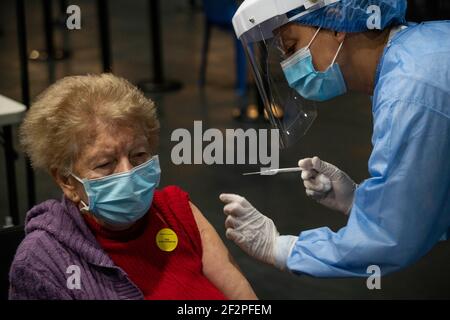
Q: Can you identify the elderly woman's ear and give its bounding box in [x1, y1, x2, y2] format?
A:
[51, 168, 81, 203]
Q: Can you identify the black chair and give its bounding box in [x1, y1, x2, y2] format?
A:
[0, 226, 25, 300]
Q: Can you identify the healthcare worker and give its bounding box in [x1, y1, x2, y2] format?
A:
[220, 0, 450, 277]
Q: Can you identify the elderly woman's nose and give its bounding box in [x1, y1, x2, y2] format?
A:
[116, 158, 134, 173]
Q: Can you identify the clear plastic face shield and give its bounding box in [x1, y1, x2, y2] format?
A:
[240, 15, 317, 148]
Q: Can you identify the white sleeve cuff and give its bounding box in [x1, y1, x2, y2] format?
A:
[273, 235, 298, 270]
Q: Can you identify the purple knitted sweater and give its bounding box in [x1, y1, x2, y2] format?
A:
[9, 196, 144, 300]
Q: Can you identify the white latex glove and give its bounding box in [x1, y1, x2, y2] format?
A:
[219, 193, 297, 270]
[298, 156, 357, 215]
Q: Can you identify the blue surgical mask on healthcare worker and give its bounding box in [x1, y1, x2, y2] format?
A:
[281, 27, 347, 102]
[71, 155, 161, 227]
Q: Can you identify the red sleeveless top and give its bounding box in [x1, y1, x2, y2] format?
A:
[84, 185, 228, 300]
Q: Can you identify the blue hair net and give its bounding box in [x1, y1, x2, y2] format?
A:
[295, 0, 407, 32]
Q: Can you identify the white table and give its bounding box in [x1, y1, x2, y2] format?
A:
[0, 95, 26, 126]
[0, 95, 26, 228]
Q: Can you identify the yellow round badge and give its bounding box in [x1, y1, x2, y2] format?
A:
[156, 228, 178, 252]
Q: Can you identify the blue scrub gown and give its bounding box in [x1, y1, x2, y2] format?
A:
[287, 21, 450, 277]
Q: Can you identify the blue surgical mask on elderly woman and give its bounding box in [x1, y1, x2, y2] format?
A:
[71, 155, 161, 227]
[281, 27, 347, 102]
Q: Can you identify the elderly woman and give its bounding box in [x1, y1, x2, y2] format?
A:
[9, 74, 256, 300]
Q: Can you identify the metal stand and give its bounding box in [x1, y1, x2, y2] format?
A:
[97, 0, 112, 72]
[1, 127, 19, 226]
[29, 0, 71, 63]
[17, 0, 36, 218]
[138, 0, 182, 93]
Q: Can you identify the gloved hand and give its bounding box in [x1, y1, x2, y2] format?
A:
[298, 156, 357, 215]
[219, 193, 297, 270]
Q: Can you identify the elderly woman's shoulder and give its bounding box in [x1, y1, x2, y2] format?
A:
[8, 226, 76, 299]
[11, 198, 74, 273]
[26, 198, 66, 221]
[154, 185, 190, 202]
[8, 229, 62, 297]
[12, 229, 53, 266]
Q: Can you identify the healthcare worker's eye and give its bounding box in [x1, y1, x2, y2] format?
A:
[285, 45, 296, 57]
[281, 43, 297, 59]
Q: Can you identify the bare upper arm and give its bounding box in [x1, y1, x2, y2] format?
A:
[189, 201, 257, 300]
